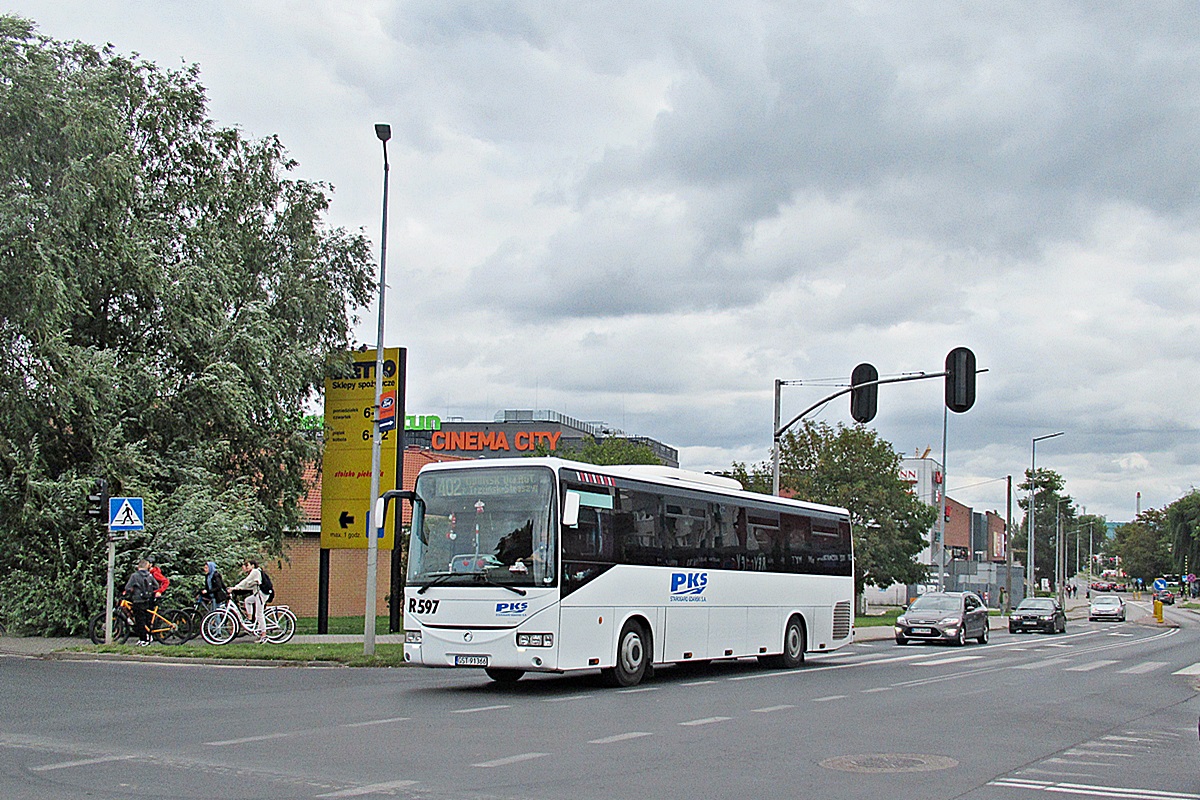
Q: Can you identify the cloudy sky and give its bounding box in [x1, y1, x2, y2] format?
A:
[10, 2, 1200, 523]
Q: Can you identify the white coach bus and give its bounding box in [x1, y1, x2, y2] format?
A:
[398, 457, 854, 686]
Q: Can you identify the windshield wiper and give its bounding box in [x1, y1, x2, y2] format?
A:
[474, 572, 527, 596]
[417, 572, 457, 595]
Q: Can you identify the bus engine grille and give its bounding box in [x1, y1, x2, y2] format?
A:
[832, 601, 852, 639]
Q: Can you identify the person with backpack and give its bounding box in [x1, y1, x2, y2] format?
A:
[122, 559, 159, 646]
[229, 558, 267, 643]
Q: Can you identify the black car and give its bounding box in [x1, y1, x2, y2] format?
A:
[1154, 589, 1175, 605]
[1008, 597, 1066, 634]
[895, 591, 989, 646]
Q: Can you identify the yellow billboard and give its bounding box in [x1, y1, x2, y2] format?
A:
[321, 348, 401, 549]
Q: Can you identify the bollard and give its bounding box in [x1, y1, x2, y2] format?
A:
[1154, 598, 1163, 623]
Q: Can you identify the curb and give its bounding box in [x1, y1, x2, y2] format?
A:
[45, 650, 347, 668]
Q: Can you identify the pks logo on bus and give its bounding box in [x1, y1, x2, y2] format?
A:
[670, 572, 708, 603]
[496, 602, 529, 617]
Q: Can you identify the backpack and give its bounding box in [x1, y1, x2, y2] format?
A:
[258, 566, 274, 602]
[129, 570, 158, 604]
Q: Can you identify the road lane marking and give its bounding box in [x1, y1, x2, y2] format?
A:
[991, 777, 1200, 799]
[1118, 661, 1169, 674]
[752, 704, 796, 713]
[473, 753, 548, 768]
[316, 780, 418, 797]
[1172, 663, 1200, 675]
[542, 694, 593, 703]
[679, 716, 731, 727]
[812, 695, 846, 702]
[1013, 657, 1071, 670]
[916, 655, 984, 666]
[451, 704, 511, 714]
[617, 686, 659, 694]
[1064, 660, 1118, 672]
[341, 717, 410, 728]
[861, 687, 891, 693]
[31, 754, 136, 772]
[589, 732, 653, 744]
[205, 732, 294, 746]
[681, 680, 718, 686]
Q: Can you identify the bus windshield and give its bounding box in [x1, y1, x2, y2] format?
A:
[408, 466, 556, 589]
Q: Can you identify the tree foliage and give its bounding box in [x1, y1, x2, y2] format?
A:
[0, 17, 374, 633]
[1110, 508, 1172, 583]
[529, 436, 664, 466]
[1014, 468, 1077, 587]
[732, 420, 936, 597]
[1166, 491, 1200, 575]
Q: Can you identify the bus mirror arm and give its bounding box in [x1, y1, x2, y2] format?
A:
[562, 491, 581, 528]
[376, 490, 419, 534]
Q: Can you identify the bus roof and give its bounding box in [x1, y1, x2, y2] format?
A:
[413, 456, 851, 519]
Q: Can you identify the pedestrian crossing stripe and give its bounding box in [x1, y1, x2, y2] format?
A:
[108, 497, 145, 530]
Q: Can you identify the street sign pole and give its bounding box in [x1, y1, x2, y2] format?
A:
[104, 528, 115, 645]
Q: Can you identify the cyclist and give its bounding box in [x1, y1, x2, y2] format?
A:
[122, 559, 159, 646]
[198, 560, 228, 610]
[229, 558, 267, 643]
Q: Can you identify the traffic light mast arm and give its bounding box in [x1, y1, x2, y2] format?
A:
[774, 372, 940, 439]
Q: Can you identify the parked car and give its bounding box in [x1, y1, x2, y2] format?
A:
[1089, 594, 1126, 622]
[1008, 597, 1066, 634]
[1154, 589, 1176, 605]
[895, 591, 990, 646]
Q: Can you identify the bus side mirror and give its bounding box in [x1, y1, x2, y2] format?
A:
[563, 491, 581, 528]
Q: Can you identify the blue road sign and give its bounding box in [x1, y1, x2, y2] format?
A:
[109, 497, 145, 531]
[1152, 577, 1168, 592]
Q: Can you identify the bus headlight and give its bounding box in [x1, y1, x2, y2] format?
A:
[405, 630, 422, 644]
[517, 633, 553, 647]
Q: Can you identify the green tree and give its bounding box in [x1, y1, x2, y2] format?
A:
[733, 420, 936, 600]
[530, 436, 663, 466]
[1166, 491, 1200, 576]
[1110, 508, 1172, 584]
[0, 17, 374, 633]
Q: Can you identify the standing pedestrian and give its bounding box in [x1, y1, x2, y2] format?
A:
[229, 559, 267, 643]
[122, 559, 159, 646]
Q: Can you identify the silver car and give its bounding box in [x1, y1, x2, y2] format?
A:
[1089, 594, 1126, 622]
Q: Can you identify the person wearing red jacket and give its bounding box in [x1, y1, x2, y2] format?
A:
[146, 556, 170, 598]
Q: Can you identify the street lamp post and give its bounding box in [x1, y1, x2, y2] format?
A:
[363, 123, 392, 656]
[1028, 431, 1064, 597]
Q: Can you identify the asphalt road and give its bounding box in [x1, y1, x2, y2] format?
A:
[2, 598, 1198, 800]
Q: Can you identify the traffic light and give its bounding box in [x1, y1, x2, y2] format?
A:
[850, 363, 879, 423]
[944, 347, 976, 413]
[86, 478, 109, 522]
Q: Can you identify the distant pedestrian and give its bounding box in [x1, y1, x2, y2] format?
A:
[146, 555, 170, 600]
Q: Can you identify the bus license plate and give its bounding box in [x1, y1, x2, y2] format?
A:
[455, 655, 489, 667]
[910, 627, 932, 635]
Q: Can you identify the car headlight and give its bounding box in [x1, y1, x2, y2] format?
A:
[943, 617, 961, 626]
[516, 632, 554, 647]
[404, 630, 422, 644]
[1040, 614, 1054, 620]
[896, 616, 908, 626]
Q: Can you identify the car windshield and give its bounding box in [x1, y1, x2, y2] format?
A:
[408, 466, 556, 588]
[1092, 597, 1121, 606]
[1017, 599, 1054, 611]
[908, 595, 960, 612]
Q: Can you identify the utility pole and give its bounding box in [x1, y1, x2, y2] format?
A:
[1005, 475, 1013, 613]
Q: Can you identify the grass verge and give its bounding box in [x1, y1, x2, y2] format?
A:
[81, 640, 408, 667]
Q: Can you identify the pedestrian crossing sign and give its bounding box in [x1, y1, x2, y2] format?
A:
[108, 497, 145, 531]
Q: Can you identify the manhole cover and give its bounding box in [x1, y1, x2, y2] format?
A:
[820, 753, 959, 773]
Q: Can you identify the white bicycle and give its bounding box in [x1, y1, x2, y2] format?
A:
[200, 599, 296, 645]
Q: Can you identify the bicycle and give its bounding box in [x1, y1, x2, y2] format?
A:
[176, 596, 224, 642]
[87, 599, 190, 645]
[199, 596, 295, 645]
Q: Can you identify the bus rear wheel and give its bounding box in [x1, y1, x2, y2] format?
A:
[485, 668, 524, 684]
[601, 619, 649, 687]
[759, 616, 806, 669]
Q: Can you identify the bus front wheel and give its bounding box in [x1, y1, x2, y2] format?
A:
[602, 619, 649, 687]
